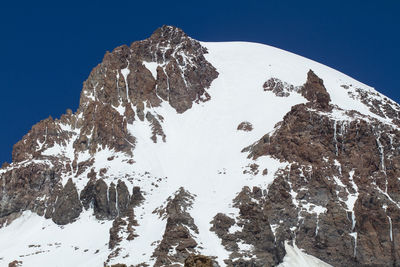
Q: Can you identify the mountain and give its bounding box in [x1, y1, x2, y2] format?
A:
[1, 25, 399, 267]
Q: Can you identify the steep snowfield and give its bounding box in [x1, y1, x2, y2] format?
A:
[278, 242, 331, 267]
[0, 211, 112, 267]
[0, 40, 386, 266]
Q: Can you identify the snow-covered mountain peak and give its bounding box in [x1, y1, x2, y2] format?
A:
[1, 26, 400, 267]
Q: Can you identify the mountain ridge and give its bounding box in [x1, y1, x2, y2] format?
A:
[0, 25, 399, 267]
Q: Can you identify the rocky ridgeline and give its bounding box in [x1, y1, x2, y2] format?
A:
[0, 25, 218, 266]
[12, 25, 218, 164]
[0, 25, 218, 225]
[230, 70, 400, 266]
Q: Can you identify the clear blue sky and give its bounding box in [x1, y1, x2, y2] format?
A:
[0, 1, 399, 164]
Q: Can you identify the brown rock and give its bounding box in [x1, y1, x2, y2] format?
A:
[237, 121, 253, 132]
[8, 260, 23, 267]
[52, 178, 82, 225]
[117, 180, 130, 215]
[243, 72, 400, 265]
[153, 187, 198, 266]
[299, 70, 331, 110]
[93, 179, 110, 219]
[130, 186, 144, 207]
[184, 255, 214, 267]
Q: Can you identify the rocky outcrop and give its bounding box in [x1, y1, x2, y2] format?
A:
[346, 84, 400, 126]
[130, 186, 144, 207]
[264, 70, 331, 109]
[211, 187, 283, 266]
[299, 70, 331, 110]
[74, 103, 136, 156]
[263, 77, 300, 97]
[1, 26, 400, 267]
[146, 112, 166, 143]
[80, 178, 140, 220]
[153, 188, 198, 266]
[12, 116, 73, 163]
[93, 179, 110, 219]
[8, 24, 218, 173]
[8, 260, 23, 267]
[1, 24, 218, 233]
[52, 178, 82, 225]
[80, 178, 96, 210]
[237, 121, 253, 132]
[105, 181, 140, 264]
[240, 71, 400, 266]
[117, 180, 131, 214]
[184, 255, 214, 267]
[0, 163, 62, 226]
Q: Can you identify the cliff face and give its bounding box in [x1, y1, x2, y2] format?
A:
[1, 26, 399, 267]
[2, 24, 218, 226]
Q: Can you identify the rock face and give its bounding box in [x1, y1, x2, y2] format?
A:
[11, 25, 218, 164]
[299, 70, 331, 110]
[153, 188, 199, 266]
[184, 255, 214, 267]
[0, 163, 61, 226]
[240, 71, 400, 266]
[52, 178, 82, 225]
[211, 186, 283, 266]
[237, 121, 253, 132]
[1, 25, 400, 267]
[0, 25, 217, 227]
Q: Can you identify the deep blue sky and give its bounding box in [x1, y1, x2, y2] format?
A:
[0, 1, 399, 164]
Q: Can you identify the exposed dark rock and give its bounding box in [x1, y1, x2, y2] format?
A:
[1, 26, 400, 267]
[8, 260, 23, 267]
[0, 164, 61, 226]
[109, 217, 127, 250]
[146, 112, 166, 143]
[52, 178, 82, 225]
[242, 72, 400, 265]
[0, 24, 219, 237]
[211, 187, 283, 266]
[263, 78, 300, 97]
[184, 255, 214, 267]
[107, 205, 138, 263]
[237, 121, 253, 132]
[12, 116, 72, 163]
[79, 178, 141, 222]
[126, 25, 219, 113]
[9, 24, 218, 172]
[108, 183, 118, 218]
[130, 186, 144, 207]
[299, 70, 331, 110]
[153, 187, 198, 267]
[117, 180, 131, 215]
[348, 86, 400, 126]
[93, 179, 110, 219]
[80, 178, 96, 210]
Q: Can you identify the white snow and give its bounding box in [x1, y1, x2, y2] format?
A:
[345, 170, 359, 231]
[349, 232, 358, 257]
[0, 211, 112, 267]
[143, 61, 159, 80]
[121, 66, 130, 100]
[388, 216, 393, 242]
[278, 241, 332, 267]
